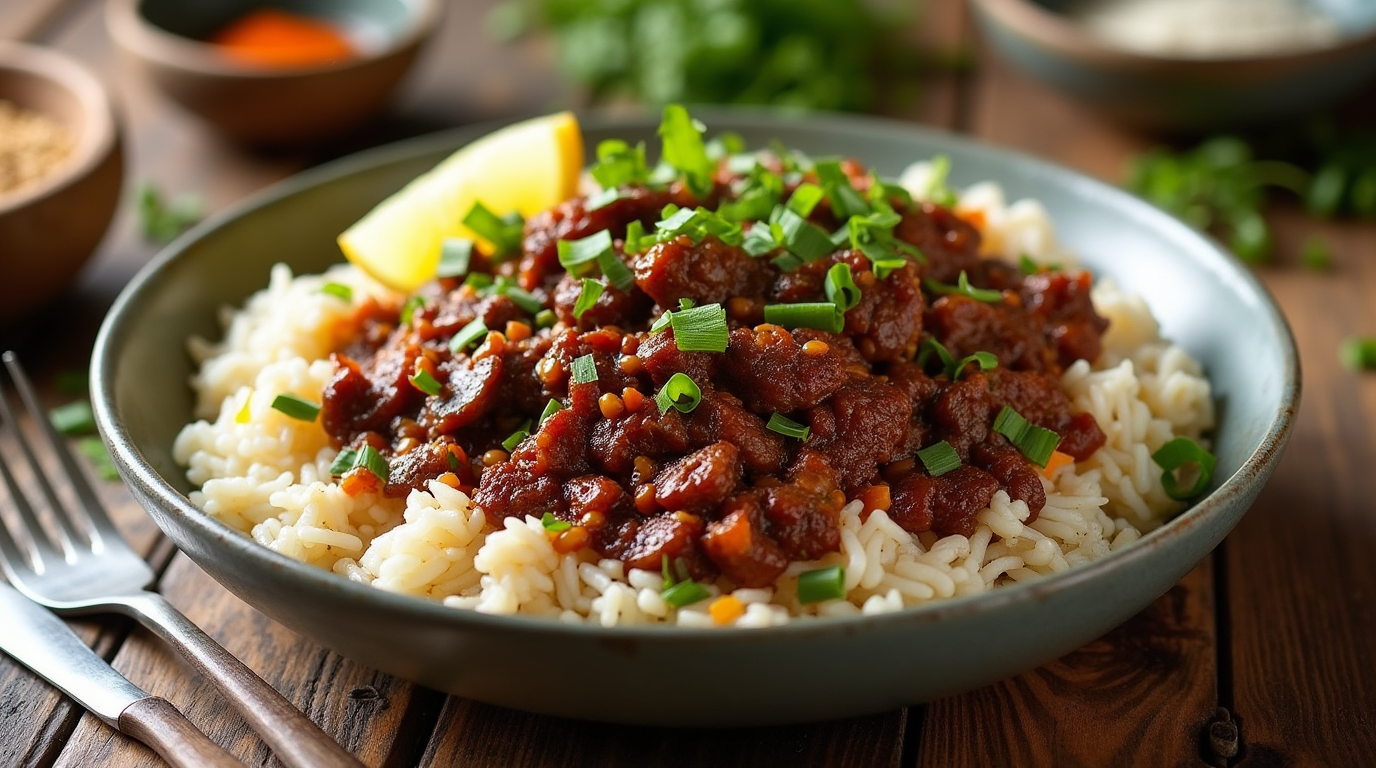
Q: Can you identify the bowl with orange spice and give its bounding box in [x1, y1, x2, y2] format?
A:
[106, 0, 441, 144]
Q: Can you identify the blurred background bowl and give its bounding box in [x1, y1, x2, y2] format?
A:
[0, 42, 123, 327]
[105, 0, 441, 144]
[971, 0, 1376, 131]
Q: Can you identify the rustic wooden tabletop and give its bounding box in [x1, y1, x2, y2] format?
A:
[1, 0, 1372, 766]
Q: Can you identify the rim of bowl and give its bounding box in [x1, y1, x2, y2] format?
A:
[92, 107, 1300, 642]
[0, 42, 117, 214]
[971, 0, 1376, 74]
[104, 0, 441, 78]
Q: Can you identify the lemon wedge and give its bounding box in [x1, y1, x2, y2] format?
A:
[338, 111, 584, 292]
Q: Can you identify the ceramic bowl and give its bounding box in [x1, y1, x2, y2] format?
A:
[92, 110, 1297, 726]
[971, 0, 1376, 130]
[0, 42, 123, 327]
[105, 0, 440, 144]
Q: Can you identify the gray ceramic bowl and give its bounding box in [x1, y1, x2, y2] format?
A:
[92, 110, 1297, 726]
[972, 0, 1376, 130]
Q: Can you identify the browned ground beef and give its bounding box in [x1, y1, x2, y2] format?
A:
[320, 160, 1108, 587]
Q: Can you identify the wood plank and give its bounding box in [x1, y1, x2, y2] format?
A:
[1226, 207, 1376, 767]
[52, 554, 447, 768]
[423, 703, 906, 768]
[914, 35, 1222, 768]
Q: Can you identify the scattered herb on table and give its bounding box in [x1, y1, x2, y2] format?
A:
[138, 183, 205, 244]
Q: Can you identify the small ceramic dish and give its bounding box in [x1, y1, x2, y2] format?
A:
[105, 0, 441, 144]
[971, 0, 1376, 130]
[0, 42, 122, 327]
[92, 109, 1297, 726]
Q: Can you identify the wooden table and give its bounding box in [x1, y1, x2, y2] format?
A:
[1, 1, 1373, 765]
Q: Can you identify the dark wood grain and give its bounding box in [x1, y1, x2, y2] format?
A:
[116, 698, 243, 768]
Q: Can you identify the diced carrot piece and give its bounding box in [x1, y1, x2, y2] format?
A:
[1042, 450, 1074, 478]
[708, 510, 753, 557]
[710, 595, 745, 626]
[859, 484, 891, 514]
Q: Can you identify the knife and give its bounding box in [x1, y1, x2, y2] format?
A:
[0, 584, 243, 767]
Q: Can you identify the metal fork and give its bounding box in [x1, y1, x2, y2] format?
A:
[0, 352, 365, 768]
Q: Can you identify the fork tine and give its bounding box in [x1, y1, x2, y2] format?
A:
[0, 428, 60, 569]
[1, 353, 115, 551]
[0, 484, 41, 581]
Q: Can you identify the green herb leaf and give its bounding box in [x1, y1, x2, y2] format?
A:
[330, 449, 358, 477]
[449, 318, 488, 354]
[353, 445, 390, 482]
[542, 511, 572, 533]
[49, 400, 97, 436]
[558, 230, 614, 275]
[76, 437, 120, 481]
[137, 183, 204, 244]
[534, 308, 557, 328]
[320, 283, 353, 302]
[815, 158, 870, 219]
[400, 296, 426, 326]
[463, 201, 524, 258]
[917, 440, 960, 476]
[572, 278, 606, 319]
[659, 105, 714, 197]
[502, 420, 532, 452]
[662, 579, 711, 607]
[992, 406, 1061, 467]
[1151, 437, 1217, 501]
[539, 398, 564, 424]
[824, 262, 862, 312]
[669, 302, 729, 352]
[270, 394, 320, 422]
[409, 369, 442, 396]
[654, 372, 702, 414]
[766, 412, 810, 440]
[438, 239, 474, 278]
[796, 565, 845, 604]
[1340, 336, 1376, 371]
[763, 302, 844, 333]
[924, 270, 1002, 303]
[570, 353, 599, 385]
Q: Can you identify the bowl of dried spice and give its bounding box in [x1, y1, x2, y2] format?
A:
[0, 42, 123, 326]
[106, 0, 441, 144]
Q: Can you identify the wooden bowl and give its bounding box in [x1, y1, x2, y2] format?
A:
[105, 0, 441, 144]
[0, 43, 123, 327]
[971, 0, 1376, 130]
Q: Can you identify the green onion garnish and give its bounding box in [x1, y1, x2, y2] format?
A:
[796, 565, 846, 604]
[766, 413, 810, 441]
[76, 437, 120, 481]
[917, 440, 961, 476]
[772, 207, 835, 262]
[541, 511, 572, 533]
[653, 206, 744, 247]
[353, 444, 390, 482]
[600, 253, 635, 292]
[771, 253, 804, 273]
[409, 369, 442, 396]
[573, 278, 605, 319]
[270, 394, 320, 422]
[924, 154, 958, 207]
[463, 273, 494, 291]
[505, 286, 544, 315]
[992, 406, 1062, 467]
[329, 449, 358, 477]
[437, 239, 473, 278]
[49, 401, 96, 436]
[558, 230, 613, 274]
[399, 296, 426, 326]
[587, 187, 622, 211]
[1018, 254, 1039, 275]
[446, 450, 461, 471]
[590, 139, 649, 190]
[449, 317, 488, 354]
[824, 263, 862, 312]
[742, 225, 780, 257]
[925, 270, 1003, 303]
[539, 398, 564, 424]
[534, 309, 557, 328]
[570, 353, 599, 385]
[502, 420, 531, 452]
[662, 580, 711, 607]
[763, 302, 844, 333]
[815, 158, 871, 219]
[658, 104, 714, 197]
[785, 183, 826, 218]
[654, 372, 702, 414]
[1151, 437, 1217, 501]
[668, 302, 729, 352]
[320, 282, 352, 302]
[719, 164, 783, 223]
[624, 220, 649, 255]
[705, 131, 745, 160]
[462, 201, 523, 258]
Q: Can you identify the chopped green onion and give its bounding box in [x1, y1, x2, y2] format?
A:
[501, 284, 544, 315]
[824, 263, 862, 312]
[49, 401, 96, 436]
[815, 158, 870, 219]
[669, 302, 729, 352]
[463, 272, 494, 291]
[462, 202, 524, 257]
[917, 337, 956, 374]
[449, 318, 488, 354]
[534, 309, 557, 328]
[924, 270, 1003, 303]
[409, 369, 442, 396]
[400, 296, 426, 326]
[771, 253, 804, 272]
[654, 372, 702, 414]
[353, 445, 390, 482]
[270, 394, 320, 422]
[796, 565, 846, 604]
[320, 282, 352, 302]
[329, 449, 358, 477]
[539, 398, 564, 424]
[992, 406, 1062, 467]
[502, 420, 532, 452]
[658, 105, 714, 197]
[570, 353, 599, 385]
[953, 351, 998, 381]
[446, 450, 461, 471]
[871, 258, 909, 280]
[705, 131, 745, 160]
[437, 239, 473, 278]
[766, 413, 810, 441]
[1019, 254, 1039, 275]
[137, 183, 203, 244]
[1151, 437, 1217, 501]
[587, 187, 622, 211]
[925, 154, 957, 207]
[558, 230, 613, 274]
[624, 220, 649, 255]
[773, 207, 835, 261]
[541, 511, 572, 533]
[917, 440, 961, 476]
[661, 554, 675, 590]
[650, 309, 674, 334]
[654, 206, 744, 247]
[763, 302, 844, 333]
[600, 253, 635, 292]
[76, 437, 120, 481]
[742, 225, 780, 257]
[572, 278, 605, 319]
[720, 165, 783, 222]
[662, 579, 711, 607]
[679, 298, 696, 310]
[785, 183, 826, 218]
[590, 139, 649, 190]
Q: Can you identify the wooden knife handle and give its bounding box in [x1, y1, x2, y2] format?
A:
[118, 697, 244, 768]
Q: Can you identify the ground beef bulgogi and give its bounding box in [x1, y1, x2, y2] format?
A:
[321, 149, 1108, 589]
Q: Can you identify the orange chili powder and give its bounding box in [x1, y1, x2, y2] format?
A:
[210, 8, 355, 68]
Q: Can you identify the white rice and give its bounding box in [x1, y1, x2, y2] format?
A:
[172, 181, 1214, 628]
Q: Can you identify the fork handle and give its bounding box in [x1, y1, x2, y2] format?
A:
[119, 697, 244, 768]
[116, 592, 366, 768]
